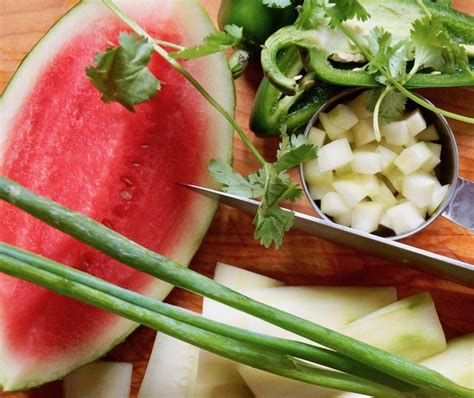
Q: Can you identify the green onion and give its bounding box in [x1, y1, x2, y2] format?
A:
[0, 246, 405, 398]
[0, 176, 471, 398]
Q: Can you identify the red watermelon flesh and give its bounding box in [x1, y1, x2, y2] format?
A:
[0, 0, 233, 390]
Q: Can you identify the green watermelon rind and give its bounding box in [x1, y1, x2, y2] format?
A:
[0, 0, 234, 391]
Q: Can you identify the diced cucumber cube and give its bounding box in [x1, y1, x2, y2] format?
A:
[380, 211, 393, 230]
[384, 168, 404, 192]
[317, 138, 353, 172]
[421, 142, 442, 173]
[376, 145, 397, 174]
[405, 135, 418, 147]
[352, 118, 376, 147]
[360, 174, 381, 198]
[428, 184, 449, 215]
[381, 120, 410, 146]
[372, 182, 397, 210]
[347, 91, 373, 119]
[321, 191, 351, 217]
[402, 172, 437, 208]
[320, 112, 346, 140]
[308, 183, 334, 200]
[394, 142, 433, 175]
[356, 143, 378, 152]
[351, 201, 384, 233]
[417, 124, 440, 141]
[304, 159, 334, 185]
[386, 201, 425, 235]
[426, 142, 442, 158]
[339, 129, 354, 144]
[405, 109, 427, 136]
[380, 138, 404, 154]
[334, 211, 352, 227]
[335, 163, 353, 177]
[351, 150, 381, 174]
[308, 126, 326, 148]
[328, 104, 359, 130]
[342, 293, 446, 361]
[332, 174, 367, 208]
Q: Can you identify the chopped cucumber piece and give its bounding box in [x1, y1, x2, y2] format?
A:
[304, 159, 334, 186]
[417, 124, 440, 141]
[351, 150, 381, 174]
[360, 174, 381, 199]
[383, 168, 404, 192]
[402, 172, 437, 208]
[328, 104, 359, 130]
[428, 184, 450, 215]
[385, 201, 425, 235]
[308, 126, 326, 148]
[376, 145, 397, 174]
[320, 112, 346, 140]
[64, 361, 132, 398]
[321, 191, 351, 217]
[351, 118, 376, 147]
[426, 142, 442, 158]
[394, 142, 433, 175]
[308, 182, 334, 200]
[380, 138, 403, 154]
[405, 135, 418, 147]
[405, 109, 427, 136]
[420, 334, 474, 389]
[334, 211, 352, 227]
[351, 201, 384, 233]
[335, 163, 353, 177]
[381, 120, 410, 146]
[372, 181, 397, 210]
[138, 334, 198, 398]
[338, 129, 355, 144]
[342, 293, 446, 361]
[379, 211, 393, 229]
[332, 174, 367, 208]
[318, 138, 353, 172]
[347, 91, 373, 119]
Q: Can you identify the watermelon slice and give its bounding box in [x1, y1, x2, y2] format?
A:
[0, 0, 234, 391]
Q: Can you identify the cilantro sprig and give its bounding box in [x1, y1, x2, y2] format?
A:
[262, 0, 293, 8]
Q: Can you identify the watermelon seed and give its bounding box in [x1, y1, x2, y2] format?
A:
[120, 191, 133, 201]
[121, 176, 134, 187]
[132, 162, 141, 167]
[141, 144, 150, 149]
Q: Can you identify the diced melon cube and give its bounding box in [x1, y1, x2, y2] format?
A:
[335, 163, 353, 177]
[339, 129, 354, 144]
[405, 109, 427, 136]
[372, 182, 397, 210]
[347, 91, 373, 119]
[417, 124, 440, 141]
[351, 150, 382, 174]
[360, 174, 381, 198]
[381, 120, 410, 146]
[395, 142, 433, 175]
[319, 112, 346, 140]
[380, 212, 393, 230]
[317, 138, 353, 172]
[352, 118, 376, 147]
[321, 191, 351, 217]
[328, 104, 359, 130]
[405, 135, 418, 147]
[332, 174, 367, 208]
[334, 211, 352, 227]
[357, 143, 378, 152]
[421, 143, 441, 173]
[386, 201, 425, 235]
[308, 126, 326, 148]
[377, 145, 397, 174]
[380, 138, 404, 154]
[428, 184, 449, 215]
[384, 168, 404, 192]
[402, 172, 437, 208]
[307, 183, 333, 201]
[351, 201, 384, 233]
[304, 159, 334, 185]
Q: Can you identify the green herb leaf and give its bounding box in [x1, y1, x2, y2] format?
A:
[365, 89, 407, 123]
[254, 202, 294, 248]
[274, 130, 317, 172]
[86, 32, 160, 112]
[171, 25, 243, 60]
[329, 0, 370, 25]
[208, 159, 256, 198]
[262, 0, 292, 8]
[295, 0, 330, 30]
[410, 16, 469, 75]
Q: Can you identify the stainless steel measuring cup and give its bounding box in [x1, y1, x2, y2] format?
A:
[299, 88, 474, 240]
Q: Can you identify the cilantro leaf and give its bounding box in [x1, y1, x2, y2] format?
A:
[410, 16, 469, 75]
[254, 203, 294, 248]
[86, 32, 160, 112]
[274, 131, 317, 172]
[262, 0, 292, 8]
[171, 25, 243, 60]
[329, 0, 370, 25]
[208, 159, 256, 198]
[295, 0, 329, 30]
[365, 89, 407, 123]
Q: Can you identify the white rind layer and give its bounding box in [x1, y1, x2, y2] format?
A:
[0, 0, 234, 391]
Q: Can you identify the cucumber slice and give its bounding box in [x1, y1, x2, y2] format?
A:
[138, 334, 199, 398]
[383, 168, 404, 192]
[351, 150, 382, 174]
[385, 201, 425, 235]
[351, 201, 384, 233]
[420, 334, 474, 389]
[332, 174, 367, 208]
[402, 172, 437, 208]
[376, 145, 397, 174]
[320, 112, 346, 140]
[321, 191, 351, 217]
[64, 361, 132, 398]
[318, 138, 354, 172]
[381, 121, 410, 146]
[342, 293, 446, 361]
[304, 159, 334, 185]
[360, 174, 381, 199]
[214, 262, 284, 290]
[328, 104, 359, 130]
[308, 127, 327, 148]
[352, 118, 376, 147]
[405, 109, 427, 136]
[394, 142, 433, 175]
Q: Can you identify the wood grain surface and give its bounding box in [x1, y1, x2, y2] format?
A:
[1, 1, 473, 397]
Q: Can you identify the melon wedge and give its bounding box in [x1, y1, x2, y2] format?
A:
[0, 0, 234, 391]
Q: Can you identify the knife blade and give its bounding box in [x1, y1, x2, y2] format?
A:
[181, 183, 474, 288]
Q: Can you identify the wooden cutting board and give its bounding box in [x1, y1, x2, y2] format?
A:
[0, 1, 473, 397]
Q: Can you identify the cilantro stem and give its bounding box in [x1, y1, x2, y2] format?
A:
[416, 0, 432, 19]
[373, 86, 392, 142]
[101, 0, 266, 166]
[325, 6, 474, 125]
[154, 39, 185, 51]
